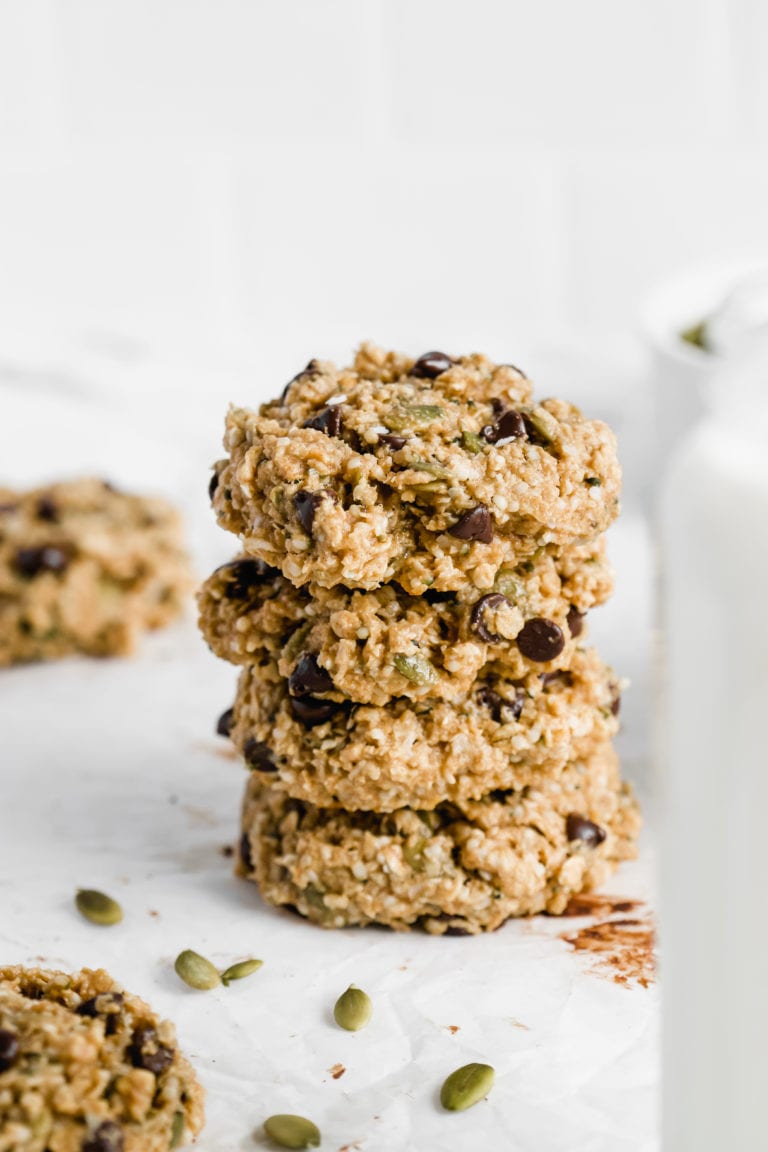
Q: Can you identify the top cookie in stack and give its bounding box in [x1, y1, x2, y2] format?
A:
[200, 345, 639, 933]
[208, 344, 621, 593]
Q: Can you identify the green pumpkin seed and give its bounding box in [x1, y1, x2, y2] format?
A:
[461, 430, 485, 455]
[333, 984, 373, 1031]
[221, 958, 263, 986]
[386, 403, 444, 431]
[440, 1062, 495, 1111]
[75, 889, 123, 926]
[169, 1110, 185, 1149]
[680, 319, 709, 350]
[393, 652, 438, 686]
[174, 950, 221, 991]
[524, 408, 559, 445]
[408, 459, 453, 480]
[263, 1114, 321, 1149]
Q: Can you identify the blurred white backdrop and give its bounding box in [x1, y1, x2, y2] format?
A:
[0, 0, 764, 379]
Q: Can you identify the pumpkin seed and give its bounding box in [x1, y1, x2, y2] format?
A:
[169, 1111, 185, 1149]
[461, 431, 485, 454]
[386, 403, 444, 431]
[75, 889, 123, 926]
[263, 1114, 321, 1149]
[440, 1062, 495, 1111]
[393, 652, 438, 686]
[333, 985, 372, 1031]
[221, 958, 263, 986]
[174, 950, 221, 991]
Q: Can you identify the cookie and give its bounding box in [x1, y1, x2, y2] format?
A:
[198, 539, 611, 705]
[237, 741, 640, 933]
[0, 478, 192, 665]
[229, 646, 621, 811]
[0, 965, 204, 1152]
[210, 344, 621, 592]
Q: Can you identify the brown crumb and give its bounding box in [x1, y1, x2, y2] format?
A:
[508, 1018, 530, 1030]
[338, 1143, 362, 1151]
[147, 909, 160, 919]
[560, 916, 656, 987]
[444, 1025, 460, 1035]
[190, 739, 239, 761]
[220, 844, 234, 858]
[328, 1063, 346, 1080]
[560, 893, 642, 918]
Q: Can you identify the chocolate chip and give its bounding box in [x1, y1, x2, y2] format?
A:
[208, 470, 220, 502]
[82, 1120, 124, 1152]
[540, 670, 572, 688]
[423, 588, 455, 605]
[302, 405, 343, 437]
[288, 653, 334, 697]
[243, 739, 277, 772]
[444, 925, 472, 937]
[521, 412, 551, 446]
[14, 545, 70, 577]
[129, 1025, 174, 1076]
[610, 690, 621, 717]
[378, 433, 407, 451]
[470, 593, 510, 643]
[76, 993, 124, 1037]
[410, 351, 456, 379]
[516, 618, 565, 662]
[481, 409, 526, 444]
[293, 488, 337, 534]
[240, 831, 253, 871]
[448, 505, 493, 544]
[290, 696, 339, 725]
[566, 606, 585, 638]
[566, 814, 607, 847]
[281, 358, 321, 401]
[36, 495, 59, 521]
[0, 1029, 19, 1072]
[216, 707, 234, 737]
[476, 684, 524, 723]
[214, 557, 274, 600]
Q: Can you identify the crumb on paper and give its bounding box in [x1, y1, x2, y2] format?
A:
[444, 1024, 460, 1035]
[328, 1063, 346, 1080]
[560, 916, 656, 988]
[181, 804, 220, 828]
[561, 893, 643, 918]
[508, 1018, 530, 1030]
[147, 909, 160, 919]
[220, 844, 234, 858]
[189, 739, 238, 761]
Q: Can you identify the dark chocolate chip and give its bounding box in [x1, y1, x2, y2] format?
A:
[448, 505, 493, 544]
[82, 1120, 125, 1152]
[566, 606, 585, 638]
[288, 653, 334, 697]
[566, 814, 607, 847]
[302, 405, 343, 437]
[208, 470, 220, 502]
[378, 433, 407, 451]
[410, 351, 456, 379]
[13, 545, 70, 577]
[243, 739, 277, 772]
[240, 831, 253, 871]
[521, 412, 551, 446]
[444, 925, 472, 937]
[129, 1025, 174, 1076]
[216, 707, 234, 737]
[214, 557, 273, 600]
[290, 696, 339, 725]
[540, 670, 572, 688]
[281, 358, 321, 401]
[470, 593, 510, 643]
[0, 1029, 19, 1072]
[481, 409, 526, 444]
[476, 684, 524, 723]
[516, 618, 565, 662]
[610, 690, 621, 717]
[36, 495, 59, 522]
[293, 488, 337, 534]
[76, 993, 124, 1037]
[423, 588, 455, 605]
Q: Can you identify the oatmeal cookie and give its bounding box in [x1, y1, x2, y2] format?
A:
[237, 741, 640, 933]
[0, 478, 192, 665]
[229, 646, 621, 811]
[198, 540, 611, 704]
[210, 344, 621, 592]
[0, 966, 204, 1152]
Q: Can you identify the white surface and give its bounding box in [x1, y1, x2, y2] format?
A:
[0, 466, 658, 1152]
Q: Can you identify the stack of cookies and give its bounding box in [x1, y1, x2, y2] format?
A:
[199, 345, 640, 935]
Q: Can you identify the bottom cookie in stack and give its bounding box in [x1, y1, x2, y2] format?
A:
[237, 741, 641, 935]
